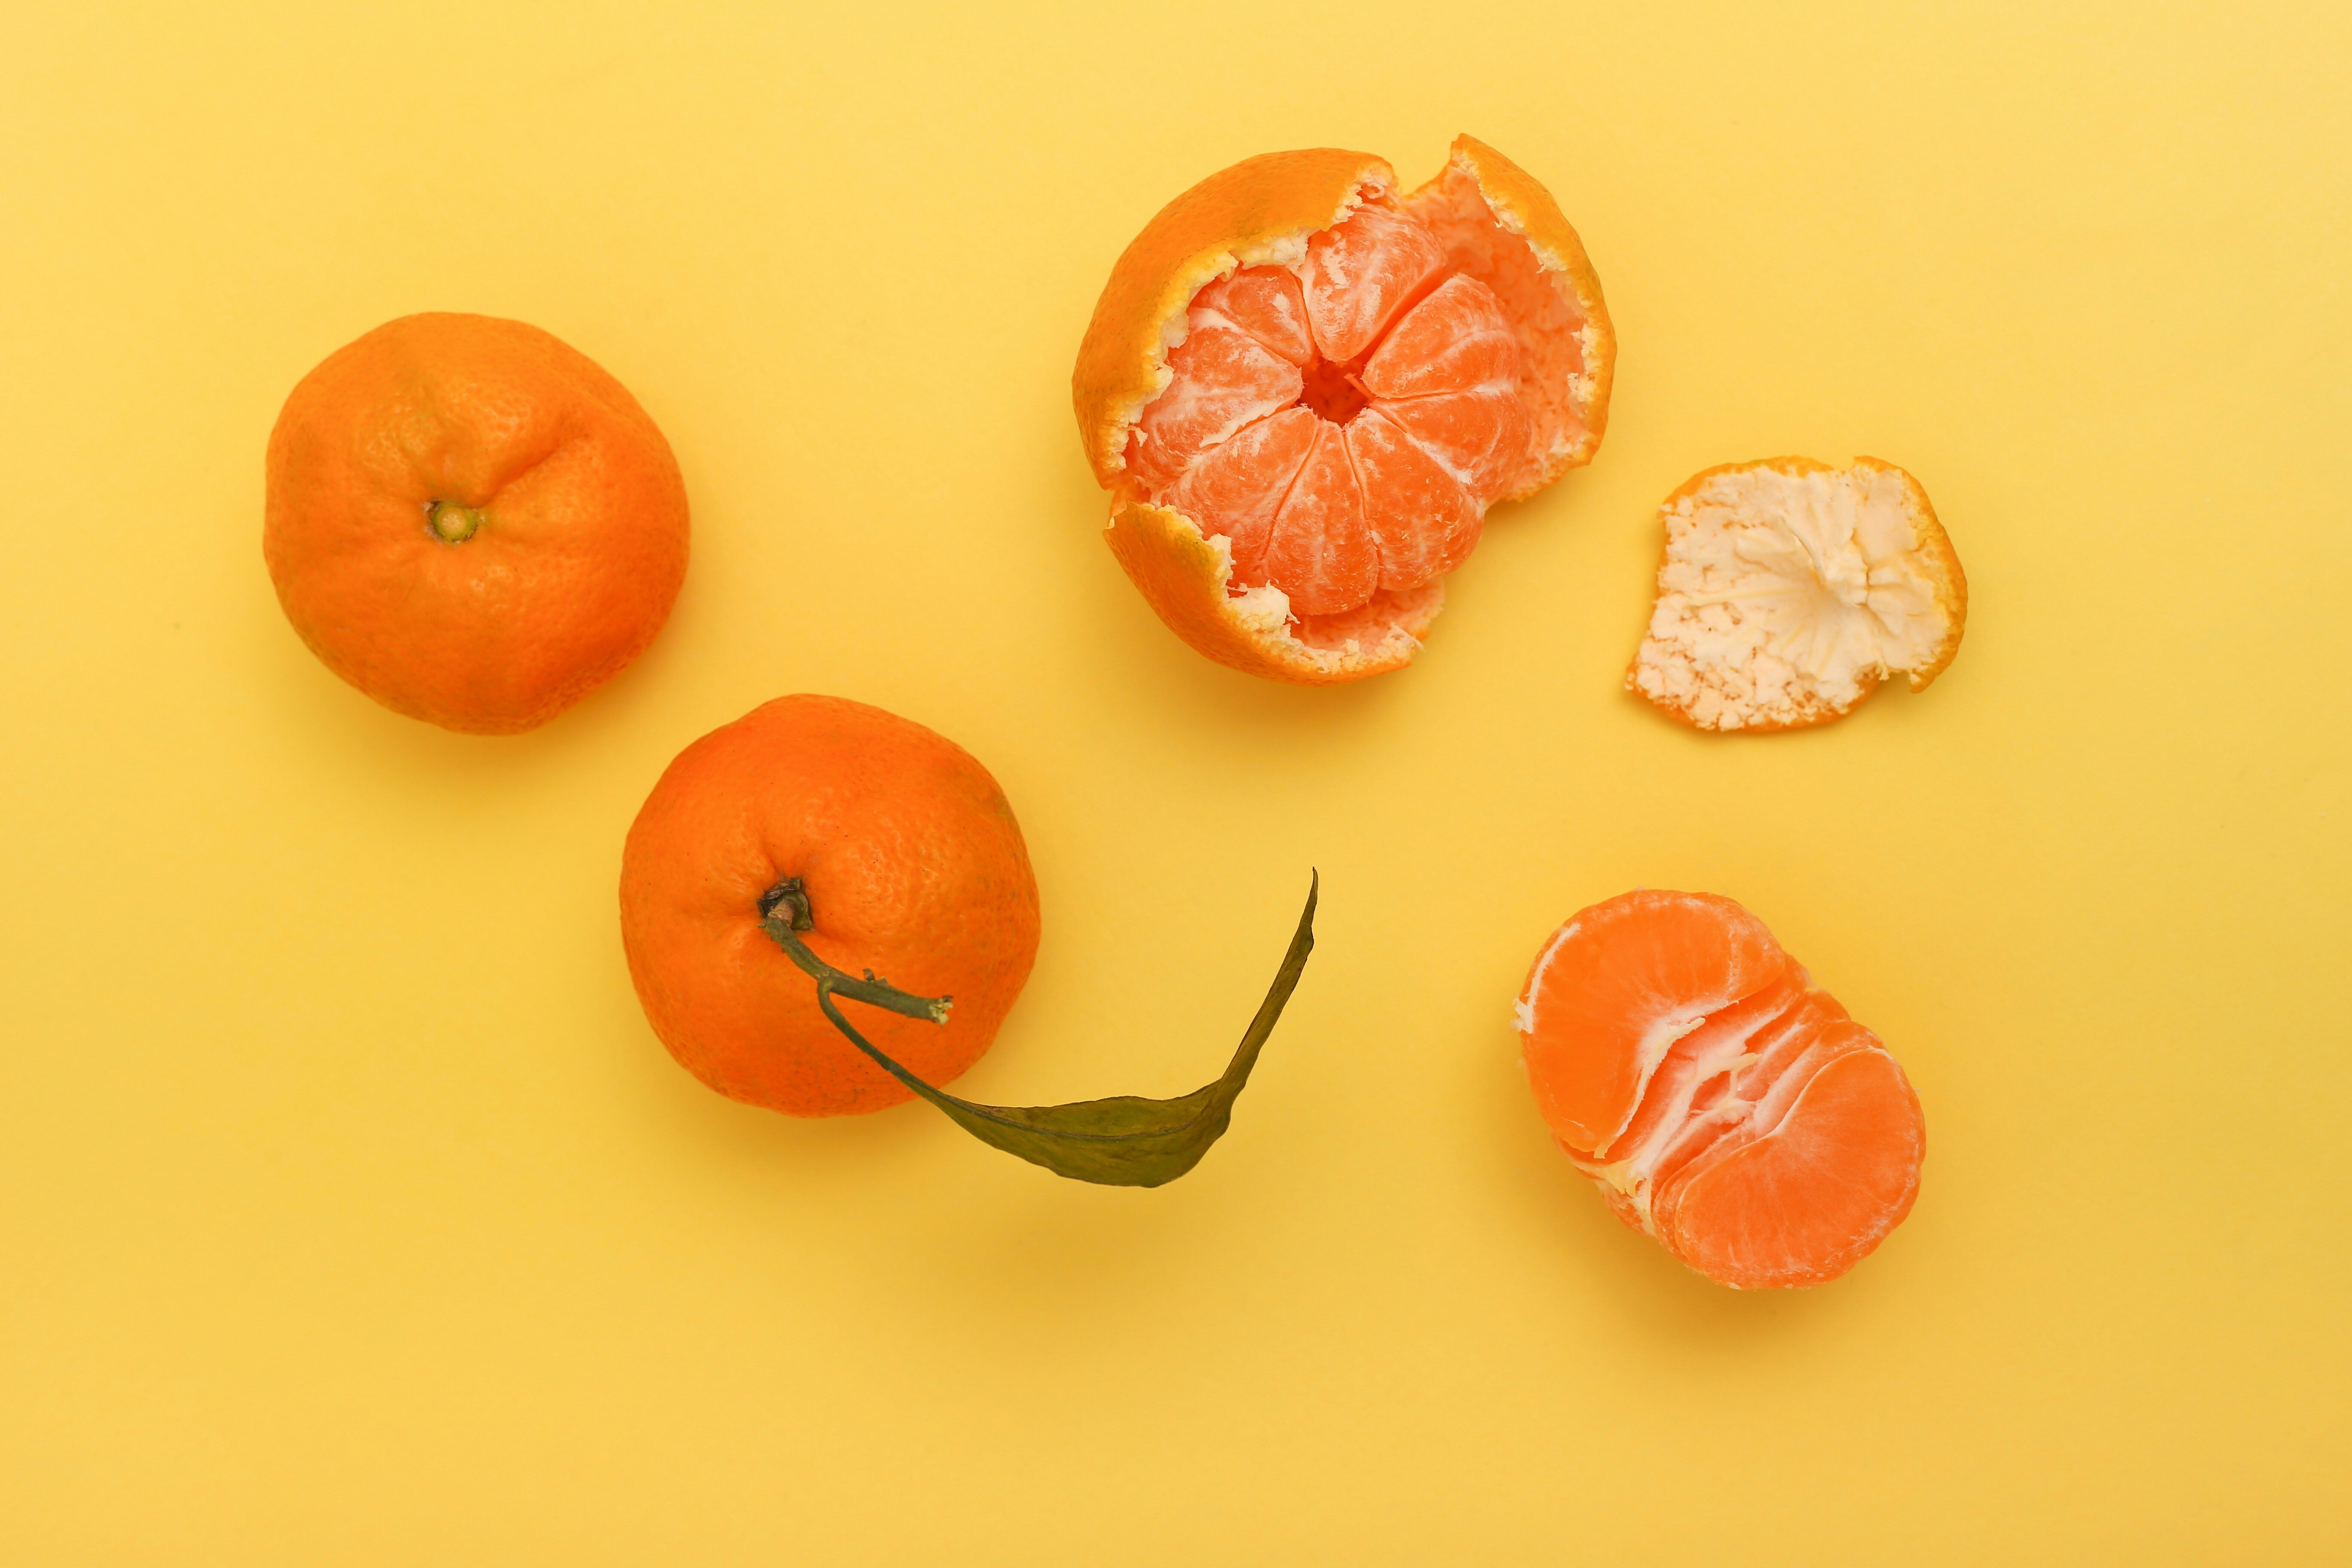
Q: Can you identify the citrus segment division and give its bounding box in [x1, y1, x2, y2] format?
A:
[1515, 890, 1926, 1289]
[1074, 135, 1614, 683]
[1299, 202, 1449, 364]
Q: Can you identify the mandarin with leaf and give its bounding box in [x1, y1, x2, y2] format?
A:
[619, 695, 1315, 1185]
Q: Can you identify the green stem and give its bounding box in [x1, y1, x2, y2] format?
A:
[759, 879, 951, 1025]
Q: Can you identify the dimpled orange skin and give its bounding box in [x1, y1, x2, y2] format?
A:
[264, 313, 689, 734]
[1074, 135, 1614, 683]
[619, 695, 1042, 1118]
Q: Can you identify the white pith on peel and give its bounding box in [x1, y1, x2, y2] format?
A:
[1629, 461, 1962, 732]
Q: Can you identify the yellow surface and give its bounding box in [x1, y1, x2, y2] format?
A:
[3, 2, 2346, 1560]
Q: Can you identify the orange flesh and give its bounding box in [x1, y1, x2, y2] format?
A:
[1516, 891, 1926, 1289]
[1124, 200, 1529, 619]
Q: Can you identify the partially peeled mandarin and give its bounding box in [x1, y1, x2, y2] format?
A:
[1074, 137, 1613, 683]
[1515, 890, 1926, 1289]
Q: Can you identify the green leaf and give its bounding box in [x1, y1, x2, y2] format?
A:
[759, 873, 1317, 1187]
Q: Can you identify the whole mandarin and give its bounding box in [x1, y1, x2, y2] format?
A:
[264, 312, 689, 733]
[620, 695, 1041, 1118]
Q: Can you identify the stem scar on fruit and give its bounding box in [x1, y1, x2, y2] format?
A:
[756, 872, 1318, 1188]
[426, 499, 484, 543]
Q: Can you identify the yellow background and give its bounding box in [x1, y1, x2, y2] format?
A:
[4, 0, 2346, 1560]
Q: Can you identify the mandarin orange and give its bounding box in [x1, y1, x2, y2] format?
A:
[619, 695, 1040, 1118]
[1073, 135, 1613, 682]
[264, 313, 689, 733]
[1516, 891, 1925, 1288]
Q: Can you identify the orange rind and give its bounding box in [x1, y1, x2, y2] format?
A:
[1074, 136, 1613, 683]
[264, 313, 689, 734]
[1627, 457, 1966, 732]
[1516, 890, 1926, 1289]
[619, 695, 1041, 1118]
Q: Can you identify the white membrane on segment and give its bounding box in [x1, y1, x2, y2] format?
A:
[1574, 986, 1820, 1235]
[1513, 918, 1580, 1037]
[1597, 1009, 1715, 1156]
[1403, 153, 1590, 493]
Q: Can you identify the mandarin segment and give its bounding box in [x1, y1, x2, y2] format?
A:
[1345, 410, 1482, 592]
[1264, 420, 1381, 616]
[1125, 322, 1304, 493]
[1381, 387, 1529, 503]
[1300, 203, 1451, 363]
[1516, 890, 1926, 1289]
[1361, 274, 1519, 403]
[1168, 405, 1319, 579]
[1517, 891, 1793, 1156]
[1660, 1047, 1925, 1289]
[1203, 266, 1316, 365]
[1074, 135, 1613, 682]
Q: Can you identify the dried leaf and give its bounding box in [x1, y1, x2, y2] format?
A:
[761, 874, 1317, 1187]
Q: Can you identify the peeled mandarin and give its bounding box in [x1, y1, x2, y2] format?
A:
[1516, 890, 1926, 1289]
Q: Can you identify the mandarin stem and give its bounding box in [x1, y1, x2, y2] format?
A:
[756, 878, 952, 1026]
[753, 873, 1317, 1187]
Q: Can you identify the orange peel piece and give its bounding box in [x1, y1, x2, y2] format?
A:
[1074, 136, 1613, 683]
[1627, 457, 1967, 732]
